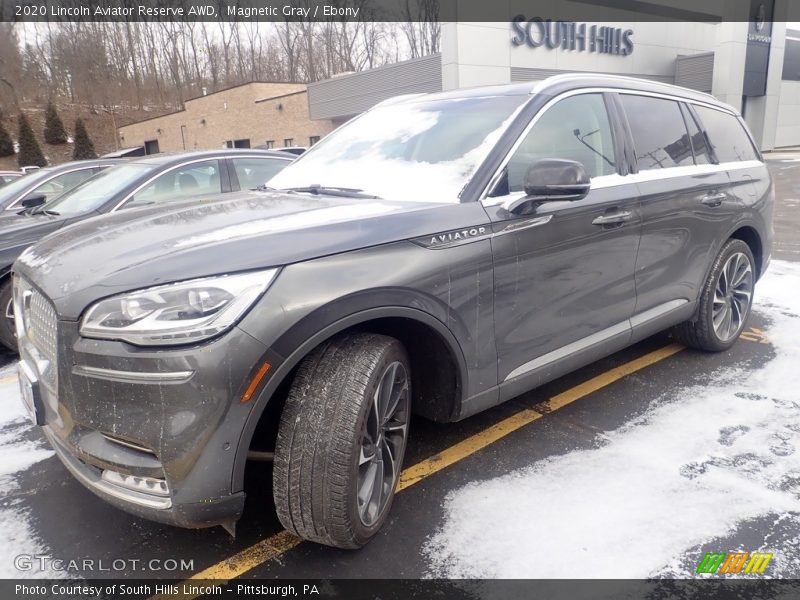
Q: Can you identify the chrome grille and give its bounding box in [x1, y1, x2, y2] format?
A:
[14, 276, 58, 390]
[28, 288, 58, 363]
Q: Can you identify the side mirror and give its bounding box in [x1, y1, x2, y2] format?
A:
[503, 159, 590, 214]
[20, 193, 46, 209]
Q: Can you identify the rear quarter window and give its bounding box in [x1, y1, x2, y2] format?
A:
[620, 94, 694, 170]
[693, 106, 759, 163]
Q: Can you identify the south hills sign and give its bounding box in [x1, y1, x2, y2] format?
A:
[512, 17, 634, 56]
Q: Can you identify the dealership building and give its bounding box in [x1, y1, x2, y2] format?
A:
[309, 16, 800, 151]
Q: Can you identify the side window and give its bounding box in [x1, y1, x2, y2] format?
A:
[127, 160, 222, 208]
[693, 106, 758, 163]
[34, 168, 98, 201]
[232, 158, 288, 189]
[503, 93, 616, 194]
[680, 104, 712, 165]
[620, 94, 694, 170]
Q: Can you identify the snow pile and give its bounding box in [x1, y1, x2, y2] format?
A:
[0, 362, 56, 577]
[425, 260, 800, 579]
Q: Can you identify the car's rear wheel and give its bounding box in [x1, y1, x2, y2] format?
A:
[273, 332, 411, 548]
[0, 279, 17, 353]
[671, 239, 755, 352]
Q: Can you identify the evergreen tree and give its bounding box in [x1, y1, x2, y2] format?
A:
[72, 118, 97, 160]
[17, 113, 47, 168]
[43, 101, 69, 144]
[0, 121, 13, 158]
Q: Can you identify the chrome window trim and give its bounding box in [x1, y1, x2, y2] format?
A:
[111, 154, 290, 212]
[4, 164, 117, 211]
[481, 86, 757, 205]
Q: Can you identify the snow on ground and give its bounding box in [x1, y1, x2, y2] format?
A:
[425, 260, 800, 579]
[0, 362, 56, 577]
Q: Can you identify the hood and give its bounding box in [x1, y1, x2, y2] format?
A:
[0, 212, 70, 271]
[14, 191, 488, 319]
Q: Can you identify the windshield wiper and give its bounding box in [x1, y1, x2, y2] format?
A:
[277, 184, 381, 199]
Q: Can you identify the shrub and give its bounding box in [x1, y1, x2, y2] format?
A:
[17, 113, 47, 168]
[72, 118, 97, 160]
[43, 101, 69, 144]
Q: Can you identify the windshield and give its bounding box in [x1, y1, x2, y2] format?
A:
[267, 95, 527, 203]
[0, 168, 57, 209]
[46, 164, 156, 215]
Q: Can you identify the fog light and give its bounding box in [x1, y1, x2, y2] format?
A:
[101, 470, 170, 497]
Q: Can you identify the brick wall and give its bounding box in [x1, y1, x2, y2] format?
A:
[118, 82, 335, 153]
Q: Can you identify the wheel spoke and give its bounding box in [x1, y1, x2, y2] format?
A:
[713, 304, 728, 330]
[384, 381, 407, 426]
[721, 304, 733, 339]
[358, 462, 377, 508]
[380, 437, 396, 489]
[368, 457, 384, 521]
[718, 263, 729, 296]
[376, 363, 397, 423]
[359, 444, 375, 466]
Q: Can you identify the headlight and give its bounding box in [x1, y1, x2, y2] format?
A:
[80, 269, 278, 346]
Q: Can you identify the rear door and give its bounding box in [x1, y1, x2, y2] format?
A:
[618, 92, 731, 326]
[484, 92, 641, 395]
[690, 104, 768, 265]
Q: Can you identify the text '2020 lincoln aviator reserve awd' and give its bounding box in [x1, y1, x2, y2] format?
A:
[13, 75, 772, 548]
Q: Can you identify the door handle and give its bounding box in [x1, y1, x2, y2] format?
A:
[592, 211, 633, 226]
[701, 192, 726, 207]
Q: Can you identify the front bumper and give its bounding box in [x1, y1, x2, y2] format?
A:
[44, 426, 245, 528]
[16, 276, 278, 528]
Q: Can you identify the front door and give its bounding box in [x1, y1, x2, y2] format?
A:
[483, 92, 641, 396]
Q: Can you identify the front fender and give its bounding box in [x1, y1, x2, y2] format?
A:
[231, 239, 496, 491]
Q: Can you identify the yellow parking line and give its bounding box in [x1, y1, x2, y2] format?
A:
[153, 342, 685, 597]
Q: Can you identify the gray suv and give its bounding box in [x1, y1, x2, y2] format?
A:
[12, 75, 773, 549]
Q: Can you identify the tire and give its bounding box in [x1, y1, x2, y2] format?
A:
[273, 332, 411, 548]
[0, 278, 17, 353]
[671, 239, 756, 352]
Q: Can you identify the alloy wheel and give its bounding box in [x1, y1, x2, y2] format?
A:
[357, 361, 409, 527]
[712, 251, 753, 342]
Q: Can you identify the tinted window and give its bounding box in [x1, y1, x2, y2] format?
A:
[128, 160, 222, 208]
[679, 104, 712, 165]
[621, 95, 694, 170]
[232, 158, 289, 189]
[694, 106, 758, 163]
[504, 93, 616, 192]
[46, 164, 155, 215]
[33, 168, 100, 202]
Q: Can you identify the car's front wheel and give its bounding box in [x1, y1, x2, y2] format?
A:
[672, 238, 756, 351]
[273, 332, 411, 548]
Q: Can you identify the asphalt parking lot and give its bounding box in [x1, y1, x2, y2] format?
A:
[1, 154, 799, 584]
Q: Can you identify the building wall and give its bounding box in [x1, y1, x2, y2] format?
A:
[441, 21, 718, 90]
[118, 82, 335, 152]
[307, 54, 443, 121]
[776, 80, 800, 147]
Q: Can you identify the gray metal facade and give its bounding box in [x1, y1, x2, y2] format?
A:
[307, 54, 443, 121]
[674, 52, 715, 92]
